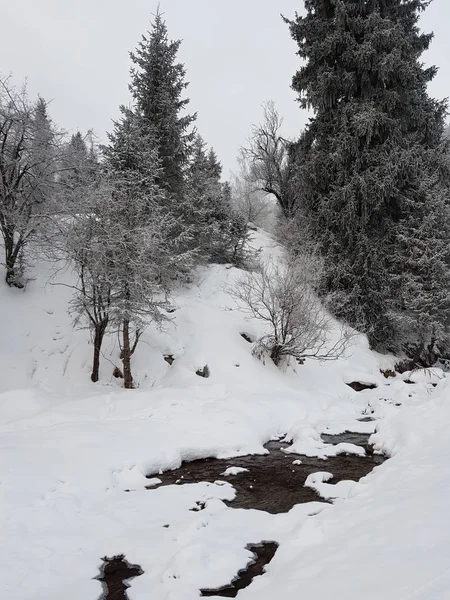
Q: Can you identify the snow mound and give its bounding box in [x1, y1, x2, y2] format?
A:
[221, 466, 249, 476]
[304, 471, 356, 500]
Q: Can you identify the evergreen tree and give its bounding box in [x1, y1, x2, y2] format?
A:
[185, 135, 249, 264]
[31, 97, 57, 205]
[285, 0, 450, 358]
[64, 132, 97, 184]
[129, 10, 196, 199]
[60, 132, 99, 211]
[101, 109, 195, 387]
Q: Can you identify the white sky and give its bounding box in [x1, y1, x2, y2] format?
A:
[2, 0, 449, 177]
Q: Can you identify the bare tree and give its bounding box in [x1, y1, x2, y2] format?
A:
[230, 152, 275, 228]
[231, 255, 352, 367]
[69, 199, 113, 383]
[241, 101, 296, 218]
[40, 131, 109, 382]
[46, 176, 113, 383]
[54, 168, 183, 388]
[0, 77, 61, 287]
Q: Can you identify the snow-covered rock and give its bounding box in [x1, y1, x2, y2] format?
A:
[221, 466, 249, 476]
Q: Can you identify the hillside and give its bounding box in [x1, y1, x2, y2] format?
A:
[1, 230, 449, 600]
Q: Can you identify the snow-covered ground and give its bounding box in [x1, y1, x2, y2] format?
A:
[1, 230, 449, 599]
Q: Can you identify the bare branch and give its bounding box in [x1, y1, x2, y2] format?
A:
[230, 254, 353, 367]
[239, 101, 297, 218]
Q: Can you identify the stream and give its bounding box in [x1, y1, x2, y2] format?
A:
[97, 430, 386, 598]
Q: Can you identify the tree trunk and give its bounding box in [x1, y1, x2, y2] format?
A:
[270, 344, 283, 366]
[91, 318, 108, 383]
[122, 318, 134, 389]
[4, 234, 24, 288]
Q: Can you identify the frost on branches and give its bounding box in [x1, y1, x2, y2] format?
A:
[285, 0, 450, 363]
[231, 254, 352, 368]
[0, 77, 61, 287]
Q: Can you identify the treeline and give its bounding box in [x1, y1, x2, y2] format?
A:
[0, 12, 249, 387]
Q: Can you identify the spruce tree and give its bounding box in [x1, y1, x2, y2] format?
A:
[100, 109, 195, 387]
[60, 132, 99, 203]
[31, 97, 56, 205]
[129, 10, 196, 199]
[185, 135, 249, 264]
[285, 0, 450, 358]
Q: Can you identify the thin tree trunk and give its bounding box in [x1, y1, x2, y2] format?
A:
[4, 235, 15, 286]
[122, 318, 134, 389]
[4, 233, 24, 288]
[91, 318, 108, 383]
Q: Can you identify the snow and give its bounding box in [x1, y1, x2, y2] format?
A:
[0, 229, 449, 599]
[400, 367, 444, 385]
[221, 466, 249, 476]
[304, 471, 356, 500]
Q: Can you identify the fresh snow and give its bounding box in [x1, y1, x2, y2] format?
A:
[221, 466, 249, 476]
[304, 471, 356, 500]
[0, 229, 449, 599]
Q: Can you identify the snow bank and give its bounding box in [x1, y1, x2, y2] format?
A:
[246, 378, 450, 600]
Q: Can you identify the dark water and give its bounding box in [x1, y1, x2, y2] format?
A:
[98, 432, 386, 598]
[200, 542, 278, 597]
[147, 435, 385, 514]
[321, 432, 377, 455]
[346, 381, 377, 391]
[96, 555, 143, 600]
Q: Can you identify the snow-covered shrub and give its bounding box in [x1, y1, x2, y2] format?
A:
[231, 255, 351, 367]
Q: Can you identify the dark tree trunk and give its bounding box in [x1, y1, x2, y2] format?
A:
[91, 318, 108, 383]
[270, 344, 283, 367]
[122, 318, 134, 389]
[5, 265, 22, 288]
[4, 234, 24, 288]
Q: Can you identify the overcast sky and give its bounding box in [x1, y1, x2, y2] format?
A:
[2, 0, 449, 177]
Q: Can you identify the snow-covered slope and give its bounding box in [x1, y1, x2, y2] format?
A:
[0, 229, 448, 599]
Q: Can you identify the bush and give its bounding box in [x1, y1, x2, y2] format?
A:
[231, 254, 352, 367]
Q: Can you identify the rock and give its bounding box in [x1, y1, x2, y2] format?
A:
[113, 366, 123, 379]
[346, 381, 377, 392]
[240, 333, 253, 343]
[196, 365, 210, 378]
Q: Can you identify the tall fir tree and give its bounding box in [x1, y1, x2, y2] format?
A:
[100, 108, 195, 387]
[285, 0, 450, 359]
[31, 97, 56, 205]
[185, 135, 249, 264]
[60, 132, 99, 204]
[129, 10, 196, 200]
